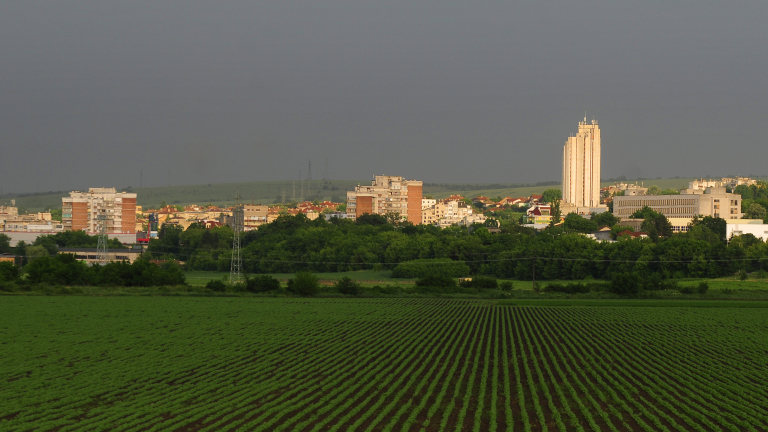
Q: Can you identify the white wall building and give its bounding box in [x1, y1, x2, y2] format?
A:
[727, 220, 768, 242]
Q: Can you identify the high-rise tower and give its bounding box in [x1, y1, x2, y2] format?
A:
[562, 117, 601, 209]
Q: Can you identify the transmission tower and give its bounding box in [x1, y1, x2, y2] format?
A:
[96, 213, 109, 265]
[229, 191, 243, 284]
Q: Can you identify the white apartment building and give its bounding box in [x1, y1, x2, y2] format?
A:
[562, 117, 607, 216]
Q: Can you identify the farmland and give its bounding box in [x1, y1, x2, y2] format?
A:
[2, 297, 768, 431]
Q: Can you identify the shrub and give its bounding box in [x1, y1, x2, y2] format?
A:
[697, 281, 709, 294]
[392, 259, 471, 279]
[544, 282, 589, 294]
[471, 276, 498, 289]
[738, 269, 749, 281]
[287, 272, 319, 296]
[610, 272, 640, 295]
[499, 281, 514, 291]
[245, 275, 281, 293]
[206, 279, 227, 292]
[415, 275, 457, 288]
[335, 277, 361, 296]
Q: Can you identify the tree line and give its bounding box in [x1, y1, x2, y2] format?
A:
[144, 210, 768, 281]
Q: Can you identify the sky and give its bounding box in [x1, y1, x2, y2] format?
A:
[1, 1, 767, 193]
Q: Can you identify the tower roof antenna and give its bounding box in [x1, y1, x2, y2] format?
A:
[584, 111, 587, 122]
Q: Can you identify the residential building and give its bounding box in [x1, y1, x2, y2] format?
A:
[421, 198, 436, 210]
[346, 175, 423, 223]
[243, 204, 268, 231]
[62, 188, 137, 234]
[524, 204, 552, 224]
[422, 198, 478, 227]
[562, 117, 603, 212]
[614, 187, 742, 220]
[689, 177, 757, 191]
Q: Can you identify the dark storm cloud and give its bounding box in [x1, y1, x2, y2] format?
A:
[1, 1, 766, 193]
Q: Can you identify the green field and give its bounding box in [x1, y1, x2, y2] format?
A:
[7, 176, 754, 212]
[2, 297, 768, 431]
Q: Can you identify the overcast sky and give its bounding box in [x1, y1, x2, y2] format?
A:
[1, 1, 766, 193]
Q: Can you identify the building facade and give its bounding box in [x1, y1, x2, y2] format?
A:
[562, 117, 602, 209]
[613, 187, 742, 220]
[62, 188, 137, 234]
[346, 175, 423, 223]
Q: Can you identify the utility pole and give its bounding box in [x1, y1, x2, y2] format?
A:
[323, 158, 329, 181]
[292, 182, 296, 202]
[230, 191, 243, 284]
[282, 189, 285, 204]
[140, 170, 143, 188]
[532, 256, 536, 291]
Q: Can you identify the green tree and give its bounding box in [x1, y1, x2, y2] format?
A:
[690, 216, 727, 242]
[287, 271, 319, 296]
[541, 189, 562, 203]
[0, 234, 11, 254]
[25, 245, 49, 262]
[50, 209, 63, 221]
[744, 203, 767, 220]
[562, 213, 598, 233]
[734, 184, 753, 200]
[335, 277, 361, 295]
[549, 199, 561, 227]
[0, 262, 19, 282]
[661, 188, 680, 195]
[592, 211, 620, 228]
[647, 185, 661, 195]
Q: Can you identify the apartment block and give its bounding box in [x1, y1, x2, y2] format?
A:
[613, 187, 741, 220]
[422, 199, 476, 227]
[62, 188, 137, 234]
[346, 175, 423, 223]
[243, 204, 268, 231]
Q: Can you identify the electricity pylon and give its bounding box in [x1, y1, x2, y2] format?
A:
[96, 214, 109, 265]
[229, 191, 243, 284]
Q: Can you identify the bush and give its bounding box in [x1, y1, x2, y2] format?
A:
[287, 272, 319, 296]
[206, 279, 227, 292]
[697, 282, 709, 294]
[544, 282, 590, 294]
[739, 269, 749, 281]
[245, 275, 281, 293]
[335, 277, 361, 296]
[415, 275, 457, 288]
[610, 272, 640, 295]
[471, 276, 498, 289]
[499, 281, 514, 291]
[392, 259, 471, 279]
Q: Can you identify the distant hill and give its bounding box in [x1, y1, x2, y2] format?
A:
[3, 177, 760, 213]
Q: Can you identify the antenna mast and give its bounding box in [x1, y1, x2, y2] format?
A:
[229, 191, 243, 284]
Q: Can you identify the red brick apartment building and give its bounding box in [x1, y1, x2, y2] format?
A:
[62, 188, 137, 234]
[346, 175, 423, 224]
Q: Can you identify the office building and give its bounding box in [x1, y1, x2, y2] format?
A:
[613, 187, 742, 220]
